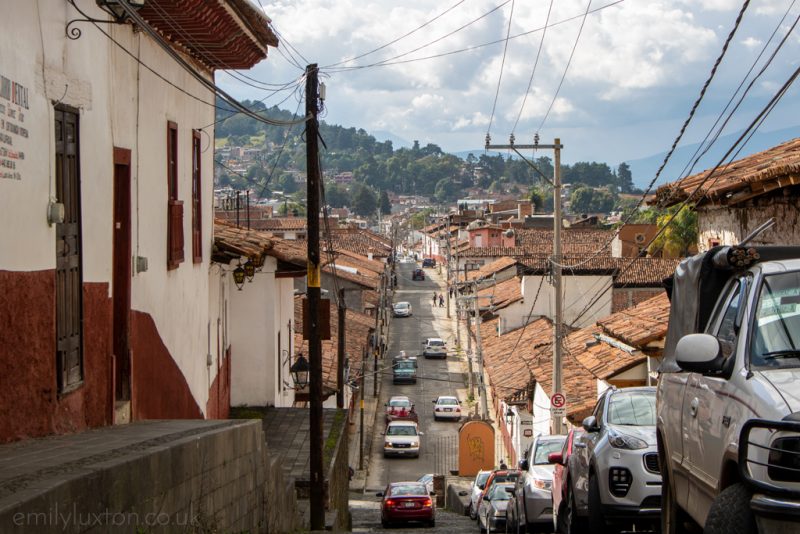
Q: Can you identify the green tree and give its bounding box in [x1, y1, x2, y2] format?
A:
[351, 184, 377, 217]
[379, 190, 392, 215]
[616, 162, 634, 193]
[325, 183, 350, 208]
[569, 186, 616, 214]
[649, 205, 697, 257]
[275, 173, 298, 194]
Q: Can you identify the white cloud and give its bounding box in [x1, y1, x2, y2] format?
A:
[741, 36, 763, 48]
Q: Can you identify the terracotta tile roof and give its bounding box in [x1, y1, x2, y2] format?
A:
[467, 257, 519, 281]
[517, 255, 678, 287]
[212, 220, 307, 267]
[461, 243, 610, 257]
[596, 292, 670, 349]
[301, 228, 392, 258]
[654, 137, 800, 207]
[478, 277, 522, 310]
[563, 325, 644, 384]
[323, 262, 380, 290]
[515, 228, 614, 250]
[329, 248, 386, 274]
[247, 217, 308, 231]
[293, 297, 374, 397]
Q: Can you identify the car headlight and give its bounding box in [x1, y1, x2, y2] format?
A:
[608, 429, 648, 450]
[410, 441, 419, 447]
[492, 508, 505, 517]
[532, 478, 551, 490]
[384, 442, 392, 448]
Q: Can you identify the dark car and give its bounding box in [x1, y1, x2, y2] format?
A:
[549, 428, 586, 533]
[475, 469, 521, 521]
[377, 481, 435, 528]
[422, 258, 436, 267]
[392, 359, 417, 384]
[412, 268, 425, 281]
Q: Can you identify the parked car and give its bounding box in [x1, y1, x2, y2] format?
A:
[432, 395, 462, 421]
[657, 245, 800, 534]
[385, 395, 418, 423]
[571, 386, 661, 533]
[475, 469, 521, 520]
[549, 428, 586, 533]
[422, 337, 447, 359]
[393, 301, 413, 317]
[478, 482, 515, 533]
[412, 268, 425, 281]
[417, 473, 435, 495]
[393, 359, 417, 384]
[377, 481, 435, 528]
[422, 258, 436, 267]
[506, 433, 566, 533]
[469, 470, 492, 520]
[383, 421, 423, 458]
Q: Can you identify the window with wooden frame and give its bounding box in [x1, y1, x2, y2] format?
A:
[191, 130, 202, 263]
[167, 121, 184, 269]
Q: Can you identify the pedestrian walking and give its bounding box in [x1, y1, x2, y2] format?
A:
[432, 292, 438, 306]
[449, 287, 453, 299]
[438, 294, 444, 307]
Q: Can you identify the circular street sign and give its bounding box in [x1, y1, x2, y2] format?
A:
[551, 393, 566, 408]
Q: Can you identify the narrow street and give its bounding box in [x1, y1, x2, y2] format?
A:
[352, 259, 477, 532]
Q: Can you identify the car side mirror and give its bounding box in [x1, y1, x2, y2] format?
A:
[548, 452, 564, 465]
[478, 484, 485, 490]
[376, 492, 384, 497]
[675, 333, 726, 374]
[419, 431, 424, 436]
[432, 400, 436, 403]
[518, 459, 529, 471]
[484, 496, 491, 502]
[582, 415, 599, 433]
[506, 487, 515, 495]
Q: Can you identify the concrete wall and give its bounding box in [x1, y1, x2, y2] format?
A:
[0, 420, 299, 534]
[697, 198, 800, 251]
[521, 275, 613, 328]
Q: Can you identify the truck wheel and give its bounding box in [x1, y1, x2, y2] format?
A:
[588, 474, 610, 534]
[704, 483, 757, 534]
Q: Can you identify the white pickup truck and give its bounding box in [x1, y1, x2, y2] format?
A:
[657, 244, 800, 534]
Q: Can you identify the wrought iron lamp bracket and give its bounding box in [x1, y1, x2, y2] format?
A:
[65, 0, 134, 41]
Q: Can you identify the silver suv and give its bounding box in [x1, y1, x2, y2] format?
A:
[572, 386, 661, 532]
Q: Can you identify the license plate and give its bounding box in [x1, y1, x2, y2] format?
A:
[445, 408, 452, 412]
[404, 502, 415, 508]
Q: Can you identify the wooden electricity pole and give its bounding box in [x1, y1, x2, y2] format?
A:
[305, 63, 325, 531]
[485, 135, 565, 434]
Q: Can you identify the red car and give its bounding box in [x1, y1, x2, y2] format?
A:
[412, 268, 425, 281]
[377, 481, 435, 528]
[548, 428, 586, 533]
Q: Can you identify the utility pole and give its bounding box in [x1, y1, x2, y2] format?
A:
[474, 293, 488, 419]
[359, 347, 365, 470]
[304, 63, 325, 531]
[337, 288, 346, 408]
[454, 216, 460, 347]
[464, 266, 473, 399]
[445, 214, 451, 319]
[485, 135, 565, 434]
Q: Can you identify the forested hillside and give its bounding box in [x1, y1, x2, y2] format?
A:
[214, 99, 641, 211]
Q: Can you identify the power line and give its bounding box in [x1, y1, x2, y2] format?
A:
[322, 0, 623, 72]
[512, 0, 554, 134]
[537, 0, 593, 133]
[551, 0, 755, 271]
[322, 0, 468, 69]
[487, 0, 516, 138]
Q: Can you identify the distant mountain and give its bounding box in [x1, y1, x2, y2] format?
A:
[625, 126, 800, 190]
[370, 130, 412, 150]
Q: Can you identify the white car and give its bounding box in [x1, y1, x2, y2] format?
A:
[383, 421, 423, 458]
[393, 301, 412, 317]
[422, 337, 447, 359]
[432, 395, 462, 421]
[469, 470, 492, 520]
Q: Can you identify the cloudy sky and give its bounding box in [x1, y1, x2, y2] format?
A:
[219, 0, 800, 170]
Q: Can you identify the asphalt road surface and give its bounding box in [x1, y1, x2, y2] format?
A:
[353, 259, 476, 532]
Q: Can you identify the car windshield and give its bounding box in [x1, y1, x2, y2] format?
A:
[490, 485, 512, 501]
[389, 484, 426, 496]
[476, 472, 490, 486]
[534, 438, 566, 464]
[491, 473, 519, 485]
[387, 425, 417, 436]
[428, 339, 445, 346]
[395, 303, 409, 309]
[437, 398, 458, 405]
[389, 399, 410, 408]
[607, 390, 656, 426]
[750, 272, 800, 370]
[396, 361, 415, 370]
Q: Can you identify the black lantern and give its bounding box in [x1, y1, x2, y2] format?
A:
[290, 354, 310, 389]
[232, 265, 246, 291]
[244, 259, 255, 282]
[505, 407, 515, 424]
[251, 253, 265, 273]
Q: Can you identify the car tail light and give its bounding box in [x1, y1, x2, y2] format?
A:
[456, 407, 461, 412]
[385, 499, 396, 508]
[609, 467, 632, 497]
[422, 498, 432, 507]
